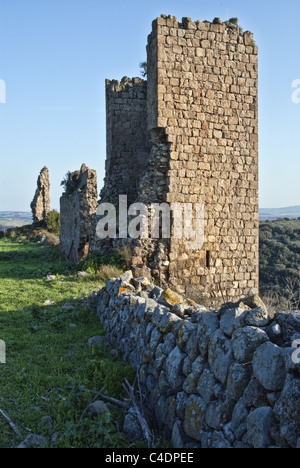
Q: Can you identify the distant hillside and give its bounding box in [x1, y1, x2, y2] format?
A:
[259, 218, 300, 310]
[0, 212, 32, 231]
[260, 206, 300, 220]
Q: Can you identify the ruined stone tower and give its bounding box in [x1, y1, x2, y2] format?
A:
[92, 16, 259, 304]
[60, 164, 98, 262]
[102, 77, 151, 205]
[31, 166, 50, 223]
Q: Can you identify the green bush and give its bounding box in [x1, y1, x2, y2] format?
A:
[80, 251, 124, 274]
[46, 210, 61, 234]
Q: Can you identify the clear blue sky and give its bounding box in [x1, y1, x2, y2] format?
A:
[0, 0, 299, 211]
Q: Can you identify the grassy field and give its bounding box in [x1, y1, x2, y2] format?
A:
[0, 238, 138, 448]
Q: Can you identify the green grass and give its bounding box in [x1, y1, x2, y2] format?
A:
[0, 238, 137, 448]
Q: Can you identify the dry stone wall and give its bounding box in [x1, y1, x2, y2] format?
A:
[60, 164, 98, 262]
[91, 15, 259, 306]
[93, 272, 300, 449]
[31, 166, 50, 223]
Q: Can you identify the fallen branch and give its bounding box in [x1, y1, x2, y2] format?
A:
[97, 392, 130, 410]
[62, 386, 130, 410]
[122, 378, 153, 448]
[0, 408, 22, 439]
[79, 388, 131, 424]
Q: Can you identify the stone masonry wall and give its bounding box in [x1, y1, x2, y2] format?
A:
[91, 16, 259, 306]
[145, 16, 259, 302]
[60, 164, 98, 262]
[31, 166, 50, 223]
[93, 272, 300, 449]
[102, 77, 151, 205]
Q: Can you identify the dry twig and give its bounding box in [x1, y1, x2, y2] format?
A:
[97, 392, 130, 410]
[122, 378, 153, 448]
[0, 408, 22, 439]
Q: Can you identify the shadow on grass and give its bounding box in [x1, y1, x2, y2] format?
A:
[0, 293, 138, 449]
[0, 245, 80, 281]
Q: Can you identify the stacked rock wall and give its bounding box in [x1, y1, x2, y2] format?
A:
[93, 272, 300, 449]
[60, 164, 98, 262]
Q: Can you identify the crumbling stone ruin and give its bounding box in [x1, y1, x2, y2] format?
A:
[31, 166, 50, 223]
[93, 272, 300, 449]
[101, 77, 151, 205]
[60, 164, 98, 262]
[91, 15, 259, 305]
[53, 15, 300, 450]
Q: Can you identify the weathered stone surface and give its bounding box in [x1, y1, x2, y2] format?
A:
[31, 166, 50, 223]
[123, 407, 144, 441]
[230, 398, 249, 440]
[266, 322, 282, 342]
[185, 330, 200, 360]
[220, 307, 247, 337]
[120, 271, 134, 283]
[162, 331, 176, 355]
[245, 307, 270, 327]
[243, 378, 269, 408]
[273, 374, 300, 448]
[176, 392, 188, 419]
[246, 407, 274, 448]
[183, 357, 204, 395]
[184, 395, 206, 441]
[152, 305, 182, 334]
[60, 164, 97, 262]
[253, 342, 286, 391]
[205, 400, 224, 431]
[88, 400, 110, 416]
[197, 368, 219, 404]
[232, 327, 269, 363]
[227, 362, 252, 401]
[171, 420, 189, 449]
[210, 431, 232, 449]
[197, 312, 219, 357]
[166, 346, 186, 390]
[177, 320, 196, 350]
[208, 329, 234, 384]
[161, 288, 184, 307]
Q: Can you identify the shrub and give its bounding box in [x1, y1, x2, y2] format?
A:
[117, 245, 132, 270]
[96, 265, 123, 282]
[46, 210, 61, 234]
[81, 251, 123, 274]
